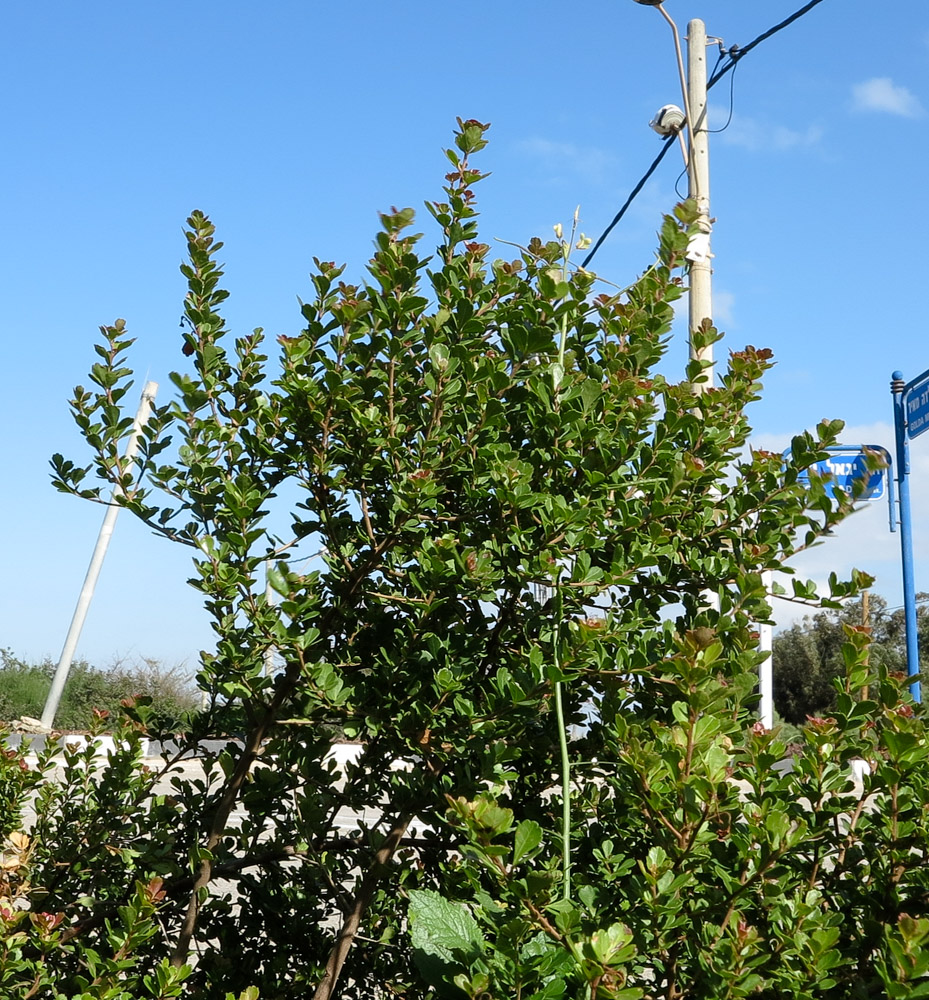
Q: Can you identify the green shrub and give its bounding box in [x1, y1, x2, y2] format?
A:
[0, 651, 53, 722]
[6, 121, 915, 999]
[0, 650, 197, 731]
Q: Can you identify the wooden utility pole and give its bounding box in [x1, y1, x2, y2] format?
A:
[686, 17, 714, 389]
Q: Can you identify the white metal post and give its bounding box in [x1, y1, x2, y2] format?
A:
[40, 381, 159, 729]
[264, 560, 276, 676]
[759, 570, 774, 729]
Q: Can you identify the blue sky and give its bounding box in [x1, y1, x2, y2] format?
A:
[2, 0, 928, 669]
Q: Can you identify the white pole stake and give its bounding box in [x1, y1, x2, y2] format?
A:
[40, 381, 159, 729]
[759, 570, 774, 729]
[686, 18, 714, 390]
[264, 560, 276, 677]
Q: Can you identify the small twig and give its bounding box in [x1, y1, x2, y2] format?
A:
[525, 898, 563, 942]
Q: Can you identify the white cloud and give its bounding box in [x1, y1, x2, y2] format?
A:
[708, 105, 823, 153]
[514, 137, 614, 184]
[714, 290, 736, 327]
[851, 77, 925, 118]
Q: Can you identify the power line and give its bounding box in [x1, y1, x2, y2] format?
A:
[707, 56, 739, 134]
[707, 0, 828, 90]
[580, 139, 676, 269]
[884, 596, 929, 614]
[582, 0, 830, 269]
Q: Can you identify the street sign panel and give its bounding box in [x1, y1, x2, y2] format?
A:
[796, 450, 885, 500]
[905, 374, 929, 439]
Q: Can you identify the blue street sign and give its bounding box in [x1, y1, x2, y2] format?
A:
[796, 449, 886, 500]
[905, 373, 929, 439]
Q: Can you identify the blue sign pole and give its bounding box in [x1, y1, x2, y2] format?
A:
[891, 370, 921, 702]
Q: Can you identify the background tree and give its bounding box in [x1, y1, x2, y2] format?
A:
[6, 120, 927, 999]
[773, 593, 929, 724]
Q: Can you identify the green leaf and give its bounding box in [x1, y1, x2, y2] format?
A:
[513, 820, 543, 865]
[429, 343, 450, 371]
[409, 890, 483, 959]
[409, 890, 484, 996]
[579, 378, 601, 412]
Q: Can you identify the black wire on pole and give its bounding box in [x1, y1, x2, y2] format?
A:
[580, 138, 676, 270]
[582, 0, 830, 269]
[707, 0, 828, 90]
[707, 56, 739, 134]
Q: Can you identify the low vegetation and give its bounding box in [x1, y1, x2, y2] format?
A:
[0, 650, 197, 731]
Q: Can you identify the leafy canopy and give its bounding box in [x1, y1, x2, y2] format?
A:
[13, 119, 920, 1000]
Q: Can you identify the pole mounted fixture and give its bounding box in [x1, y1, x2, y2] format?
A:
[631, 0, 712, 387]
[649, 104, 686, 136]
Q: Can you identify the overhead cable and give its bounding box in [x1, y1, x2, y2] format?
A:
[707, 0, 828, 90]
[580, 139, 676, 269]
[582, 0, 830, 269]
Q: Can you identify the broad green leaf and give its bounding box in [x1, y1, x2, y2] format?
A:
[513, 819, 543, 865]
[408, 889, 484, 961]
[409, 889, 484, 997]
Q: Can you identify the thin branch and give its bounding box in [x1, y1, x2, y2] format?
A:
[312, 813, 412, 1000]
[168, 656, 306, 967]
